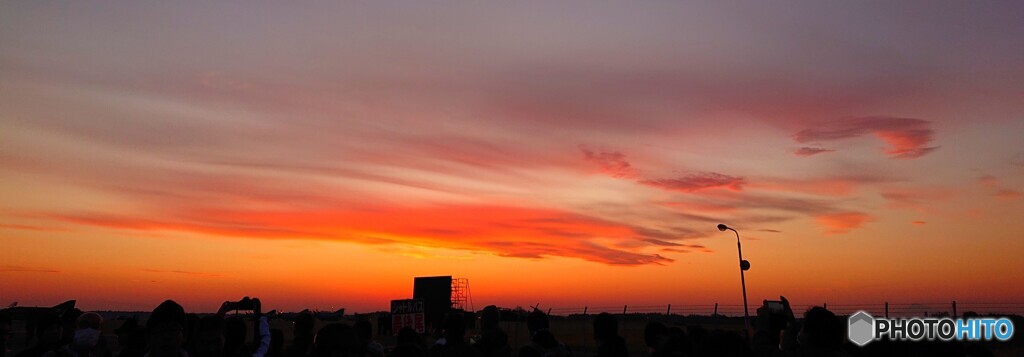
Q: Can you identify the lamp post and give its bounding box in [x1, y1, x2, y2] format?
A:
[718, 223, 750, 334]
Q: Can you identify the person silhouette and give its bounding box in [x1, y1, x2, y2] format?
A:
[71, 313, 111, 357]
[518, 310, 569, 357]
[310, 323, 358, 357]
[643, 322, 667, 355]
[387, 328, 424, 357]
[472, 307, 509, 357]
[15, 313, 72, 357]
[1, 311, 11, 357]
[223, 317, 248, 357]
[114, 318, 146, 357]
[59, 309, 83, 348]
[793, 307, 842, 357]
[189, 316, 223, 357]
[657, 327, 688, 357]
[428, 314, 479, 357]
[592, 314, 626, 357]
[266, 330, 282, 357]
[145, 300, 188, 357]
[353, 320, 382, 357]
[285, 312, 314, 357]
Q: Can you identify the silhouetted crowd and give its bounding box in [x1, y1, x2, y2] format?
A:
[1, 298, 1015, 357]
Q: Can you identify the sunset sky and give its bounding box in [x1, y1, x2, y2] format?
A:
[1, 2, 1022, 313]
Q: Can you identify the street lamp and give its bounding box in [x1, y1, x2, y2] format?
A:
[718, 223, 750, 334]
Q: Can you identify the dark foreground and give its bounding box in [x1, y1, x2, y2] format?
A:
[1, 300, 1021, 357]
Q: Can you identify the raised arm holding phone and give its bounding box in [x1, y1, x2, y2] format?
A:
[217, 298, 270, 357]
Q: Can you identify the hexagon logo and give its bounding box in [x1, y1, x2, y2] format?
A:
[848, 311, 875, 346]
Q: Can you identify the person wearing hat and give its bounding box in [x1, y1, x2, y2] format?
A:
[145, 301, 187, 357]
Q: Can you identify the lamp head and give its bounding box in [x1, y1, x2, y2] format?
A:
[717, 224, 729, 232]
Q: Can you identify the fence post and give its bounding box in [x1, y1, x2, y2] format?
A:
[714, 303, 718, 316]
[952, 300, 957, 319]
[885, 302, 889, 319]
[666, 304, 671, 315]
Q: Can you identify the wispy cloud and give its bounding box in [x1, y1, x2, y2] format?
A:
[141, 269, 222, 278]
[994, 189, 1023, 200]
[580, 148, 746, 193]
[794, 116, 938, 159]
[793, 147, 835, 157]
[0, 223, 66, 232]
[580, 146, 637, 178]
[640, 172, 746, 193]
[750, 175, 892, 197]
[1, 265, 60, 273]
[880, 187, 955, 211]
[660, 244, 713, 254]
[45, 204, 690, 266]
[976, 175, 1022, 200]
[978, 175, 1000, 188]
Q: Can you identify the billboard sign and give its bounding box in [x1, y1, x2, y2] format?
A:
[391, 299, 426, 334]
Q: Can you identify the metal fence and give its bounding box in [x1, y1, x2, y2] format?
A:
[542, 301, 1024, 317]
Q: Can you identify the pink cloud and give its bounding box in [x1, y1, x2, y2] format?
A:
[977, 175, 1000, 188]
[640, 172, 746, 192]
[976, 175, 1022, 200]
[579, 148, 746, 194]
[880, 187, 956, 211]
[793, 147, 835, 157]
[580, 146, 637, 178]
[794, 116, 938, 159]
[995, 189, 1023, 200]
[750, 175, 891, 197]
[814, 212, 874, 235]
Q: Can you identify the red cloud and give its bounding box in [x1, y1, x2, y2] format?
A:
[640, 172, 746, 192]
[751, 175, 890, 197]
[794, 116, 938, 159]
[977, 175, 1000, 188]
[580, 146, 637, 178]
[793, 147, 835, 157]
[45, 204, 680, 266]
[976, 175, 1022, 200]
[880, 187, 955, 211]
[995, 189, 1023, 200]
[579, 148, 746, 194]
[814, 212, 874, 235]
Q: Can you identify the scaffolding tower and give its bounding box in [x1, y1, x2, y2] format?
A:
[451, 277, 473, 311]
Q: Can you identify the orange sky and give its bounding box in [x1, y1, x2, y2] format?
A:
[1, 1, 1023, 313]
